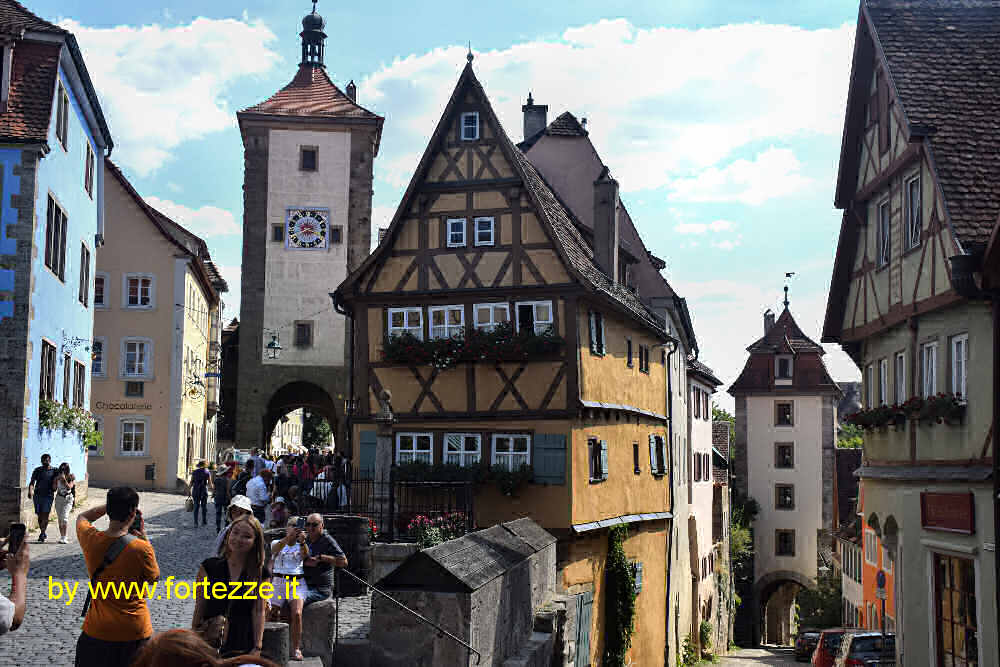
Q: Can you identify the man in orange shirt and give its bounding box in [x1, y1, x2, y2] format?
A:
[75, 487, 159, 667]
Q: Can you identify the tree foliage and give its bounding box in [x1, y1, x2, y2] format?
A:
[303, 410, 332, 448]
[837, 422, 863, 449]
[796, 569, 843, 629]
[712, 404, 736, 442]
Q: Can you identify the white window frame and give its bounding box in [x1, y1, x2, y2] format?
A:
[515, 300, 554, 336]
[387, 307, 424, 340]
[395, 432, 433, 465]
[474, 302, 510, 332]
[473, 216, 495, 247]
[429, 304, 464, 339]
[951, 333, 968, 400]
[894, 351, 906, 405]
[91, 336, 106, 378]
[865, 364, 874, 408]
[446, 218, 466, 247]
[120, 337, 153, 379]
[921, 341, 938, 397]
[491, 433, 531, 471]
[864, 529, 877, 566]
[877, 199, 891, 267]
[460, 111, 479, 141]
[878, 358, 888, 406]
[444, 433, 481, 467]
[905, 174, 921, 249]
[588, 311, 605, 355]
[122, 273, 155, 309]
[118, 416, 149, 457]
[93, 271, 109, 309]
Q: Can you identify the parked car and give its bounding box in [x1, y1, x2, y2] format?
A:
[812, 628, 847, 667]
[834, 631, 896, 666]
[795, 629, 822, 662]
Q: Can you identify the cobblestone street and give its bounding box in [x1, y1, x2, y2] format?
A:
[0, 488, 370, 666]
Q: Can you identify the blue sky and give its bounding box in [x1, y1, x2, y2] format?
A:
[38, 0, 864, 406]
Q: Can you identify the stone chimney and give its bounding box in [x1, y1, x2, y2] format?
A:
[764, 309, 775, 334]
[593, 167, 620, 282]
[346, 80, 357, 102]
[522, 92, 548, 142]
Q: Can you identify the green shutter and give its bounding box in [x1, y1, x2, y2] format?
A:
[599, 440, 608, 480]
[533, 433, 566, 485]
[575, 590, 594, 667]
[359, 430, 377, 479]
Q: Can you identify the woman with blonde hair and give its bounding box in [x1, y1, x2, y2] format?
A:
[192, 515, 269, 657]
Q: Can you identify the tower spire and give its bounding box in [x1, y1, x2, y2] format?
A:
[300, 0, 327, 67]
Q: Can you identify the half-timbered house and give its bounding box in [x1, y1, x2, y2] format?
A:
[823, 2, 1000, 665]
[335, 58, 674, 665]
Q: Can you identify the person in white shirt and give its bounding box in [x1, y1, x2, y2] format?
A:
[0, 536, 28, 635]
[269, 517, 308, 661]
[246, 469, 272, 523]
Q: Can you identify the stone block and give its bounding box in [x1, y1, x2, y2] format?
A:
[334, 638, 371, 667]
[371, 542, 418, 584]
[302, 597, 337, 667]
[262, 620, 290, 666]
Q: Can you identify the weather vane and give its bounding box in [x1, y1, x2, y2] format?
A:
[783, 272, 795, 308]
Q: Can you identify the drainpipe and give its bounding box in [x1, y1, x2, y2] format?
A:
[664, 337, 679, 663]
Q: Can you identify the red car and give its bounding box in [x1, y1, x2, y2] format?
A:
[812, 629, 847, 667]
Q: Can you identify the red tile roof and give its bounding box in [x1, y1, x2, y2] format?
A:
[242, 65, 380, 119]
[0, 0, 65, 35]
[0, 38, 59, 143]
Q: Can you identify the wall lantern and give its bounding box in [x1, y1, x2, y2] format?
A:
[266, 334, 282, 360]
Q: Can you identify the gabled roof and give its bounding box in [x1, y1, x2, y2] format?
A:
[747, 307, 824, 354]
[517, 110, 589, 151]
[337, 61, 666, 337]
[0, 0, 63, 34]
[688, 358, 722, 387]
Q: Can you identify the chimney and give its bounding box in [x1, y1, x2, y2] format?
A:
[764, 309, 775, 334]
[522, 92, 548, 142]
[593, 167, 620, 282]
[346, 80, 357, 102]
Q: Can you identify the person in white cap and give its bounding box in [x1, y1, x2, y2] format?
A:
[212, 495, 253, 555]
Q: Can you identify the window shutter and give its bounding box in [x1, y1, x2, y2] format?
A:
[588, 312, 597, 353]
[574, 591, 594, 667]
[533, 433, 566, 485]
[598, 315, 605, 355]
[649, 435, 657, 475]
[600, 440, 608, 480]
[633, 561, 643, 593]
[587, 439, 594, 480]
[359, 430, 377, 478]
[659, 438, 668, 475]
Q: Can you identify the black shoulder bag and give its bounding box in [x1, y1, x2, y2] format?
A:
[80, 534, 136, 618]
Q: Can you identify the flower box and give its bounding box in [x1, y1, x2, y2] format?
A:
[382, 322, 565, 370]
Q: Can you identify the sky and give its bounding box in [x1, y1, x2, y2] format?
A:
[39, 0, 864, 409]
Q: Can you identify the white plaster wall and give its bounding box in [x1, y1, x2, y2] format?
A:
[263, 128, 350, 367]
[690, 380, 716, 562]
[747, 394, 823, 582]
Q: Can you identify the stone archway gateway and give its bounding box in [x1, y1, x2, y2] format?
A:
[752, 570, 815, 646]
[263, 381, 339, 452]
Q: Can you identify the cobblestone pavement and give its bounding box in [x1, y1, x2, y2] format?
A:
[0, 488, 371, 666]
[718, 646, 800, 666]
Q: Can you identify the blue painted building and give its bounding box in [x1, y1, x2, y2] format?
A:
[0, 1, 112, 527]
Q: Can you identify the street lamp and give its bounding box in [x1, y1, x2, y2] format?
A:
[266, 333, 282, 360]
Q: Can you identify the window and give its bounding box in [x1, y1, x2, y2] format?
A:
[396, 432, 432, 464]
[864, 529, 877, 565]
[639, 345, 650, 374]
[704, 453, 710, 479]
[588, 311, 605, 355]
[951, 334, 968, 399]
[474, 302, 509, 332]
[84, 142, 95, 197]
[39, 340, 56, 402]
[905, 174, 921, 249]
[921, 342, 938, 397]
[430, 305, 464, 339]
[776, 355, 793, 379]
[124, 274, 154, 308]
[300, 146, 318, 171]
[878, 358, 888, 406]
[894, 351, 906, 405]
[119, 418, 148, 456]
[55, 81, 69, 149]
[775, 443, 794, 469]
[865, 363, 874, 408]
[444, 433, 480, 466]
[693, 388, 701, 419]
[294, 321, 314, 348]
[492, 433, 530, 471]
[650, 434, 666, 475]
[122, 338, 151, 378]
[72, 360, 85, 408]
[588, 437, 607, 482]
[775, 530, 795, 557]
[934, 553, 977, 667]
[331, 226, 343, 244]
[626, 338, 633, 367]
[272, 224, 284, 242]
[388, 307, 423, 339]
[633, 442, 640, 474]
[775, 401, 793, 426]
[694, 451, 701, 481]
[882, 546, 893, 574]
[474, 217, 495, 246]
[62, 353, 71, 404]
[775, 484, 795, 510]
[516, 301, 553, 335]
[44, 195, 68, 280]
[125, 381, 144, 397]
[703, 391, 709, 420]
[94, 273, 107, 308]
[91, 338, 105, 377]
[446, 218, 466, 247]
[877, 199, 891, 267]
[78, 244, 90, 306]
[461, 111, 479, 140]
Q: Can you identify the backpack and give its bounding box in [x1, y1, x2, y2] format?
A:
[231, 472, 250, 498]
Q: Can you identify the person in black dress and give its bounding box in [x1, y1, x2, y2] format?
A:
[192, 515, 269, 658]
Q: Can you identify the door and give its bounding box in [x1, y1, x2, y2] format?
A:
[575, 590, 594, 667]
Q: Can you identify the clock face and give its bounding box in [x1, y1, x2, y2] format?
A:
[286, 209, 328, 249]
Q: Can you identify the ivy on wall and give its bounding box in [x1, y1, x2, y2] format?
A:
[603, 524, 637, 666]
[38, 399, 102, 453]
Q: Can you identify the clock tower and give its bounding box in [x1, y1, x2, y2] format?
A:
[235, 1, 383, 451]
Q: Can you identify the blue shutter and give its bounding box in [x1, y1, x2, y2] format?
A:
[588, 312, 597, 354]
[575, 590, 594, 667]
[359, 430, 377, 479]
[599, 440, 608, 480]
[649, 435, 657, 475]
[633, 561, 643, 593]
[533, 433, 566, 485]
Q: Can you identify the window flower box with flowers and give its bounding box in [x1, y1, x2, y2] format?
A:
[38, 399, 103, 452]
[846, 405, 904, 431]
[407, 511, 471, 549]
[382, 322, 564, 371]
[901, 393, 967, 425]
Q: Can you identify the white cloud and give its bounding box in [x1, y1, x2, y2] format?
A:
[144, 196, 240, 237]
[712, 238, 741, 251]
[675, 219, 735, 235]
[61, 17, 281, 176]
[668, 147, 813, 205]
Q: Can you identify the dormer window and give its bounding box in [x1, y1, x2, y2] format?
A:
[776, 355, 793, 381]
[461, 112, 479, 141]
